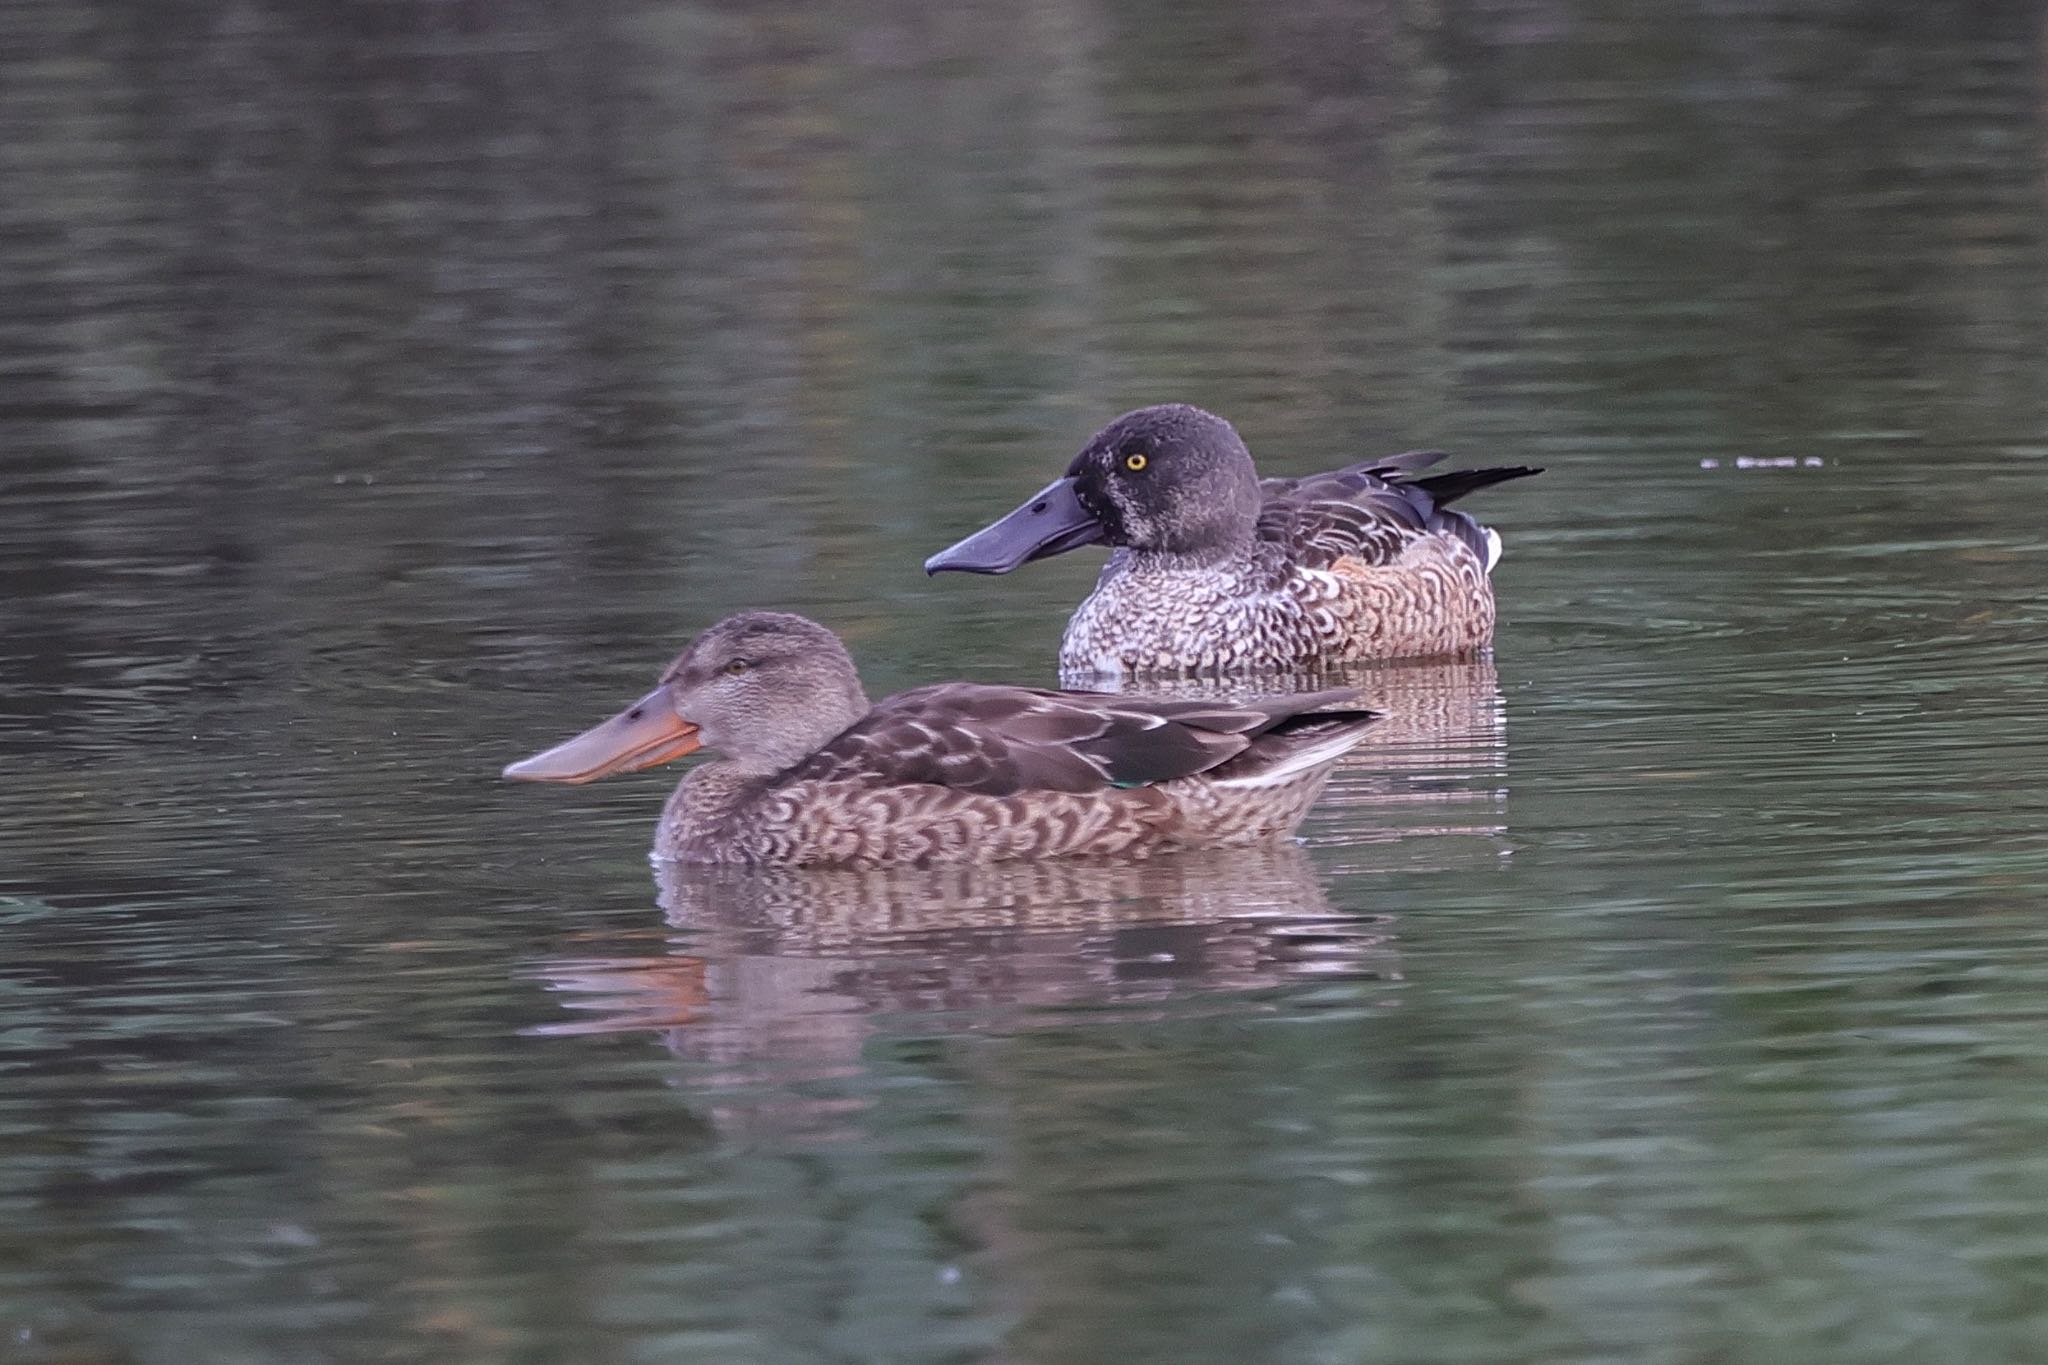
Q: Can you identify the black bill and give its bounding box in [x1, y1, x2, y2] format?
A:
[923, 476, 1104, 575]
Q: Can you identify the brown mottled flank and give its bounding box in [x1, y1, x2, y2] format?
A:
[1062, 534, 1499, 680]
[658, 761, 1344, 867]
[505, 612, 1380, 869]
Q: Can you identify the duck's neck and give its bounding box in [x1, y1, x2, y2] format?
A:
[1125, 533, 1258, 573]
[726, 680, 872, 776]
[1135, 461, 1262, 564]
[654, 681, 871, 858]
[657, 763, 762, 859]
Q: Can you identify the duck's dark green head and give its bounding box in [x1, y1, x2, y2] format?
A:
[924, 404, 1263, 574]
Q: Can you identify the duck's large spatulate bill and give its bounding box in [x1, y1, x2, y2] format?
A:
[924, 476, 1104, 575]
[504, 687, 701, 784]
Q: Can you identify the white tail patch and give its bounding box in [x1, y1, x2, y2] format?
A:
[1211, 725, 1369, 789]
[1483, 527, 1503, 573]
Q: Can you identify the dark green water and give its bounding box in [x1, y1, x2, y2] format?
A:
[5, 1, 2048, 1361]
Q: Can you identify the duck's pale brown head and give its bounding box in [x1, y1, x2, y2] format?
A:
[503, 612, 872, 783]
[924, 404, 1264, 574]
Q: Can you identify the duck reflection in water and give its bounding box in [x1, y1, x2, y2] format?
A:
[1243, 655, 1509, 868]
[528, 844, 1396, 1127]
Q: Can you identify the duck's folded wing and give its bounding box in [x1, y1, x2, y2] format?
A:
[1257, 495, 1426, 568]
[1257, 451, 1449, 503]
[785, 685, 1362, 798]
[1258, 456, 1541, 568]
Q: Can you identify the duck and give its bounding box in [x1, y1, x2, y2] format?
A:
[924, 403, 1541, 681]
[502, 611, 1377, 868]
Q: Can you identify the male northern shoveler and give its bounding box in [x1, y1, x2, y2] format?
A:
[502, 611, 1377, 867]
[924, 404, 1540, 681]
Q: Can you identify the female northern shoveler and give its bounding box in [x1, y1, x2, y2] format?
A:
[924, 404, 1540, 681]
[503, 611, 1377, 868]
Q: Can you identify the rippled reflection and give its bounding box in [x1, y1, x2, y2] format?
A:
[529, 846, 1391, 1130]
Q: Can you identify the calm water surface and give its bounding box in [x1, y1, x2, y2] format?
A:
[4, 1, 2048, 1362]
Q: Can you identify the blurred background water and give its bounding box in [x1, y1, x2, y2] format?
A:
[4, 1, 2048, 1362]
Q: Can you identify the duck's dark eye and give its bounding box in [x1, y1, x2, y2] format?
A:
[722, 659, 750, 676]
[1124, 452, 1148, 472]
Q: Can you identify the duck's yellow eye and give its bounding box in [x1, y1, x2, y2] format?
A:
[1124, 452, 1148, 471]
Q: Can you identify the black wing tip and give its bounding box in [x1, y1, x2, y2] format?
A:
[1407, 465, 1543, 507]
[1237, 688, 1379, 739]
[1271, 706, 1379, 734]
[1433, 464, 1544, 480]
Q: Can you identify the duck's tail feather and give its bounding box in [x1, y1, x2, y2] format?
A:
[1209, 708, 1378, 789]
[1407, 465, 1543, 507]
